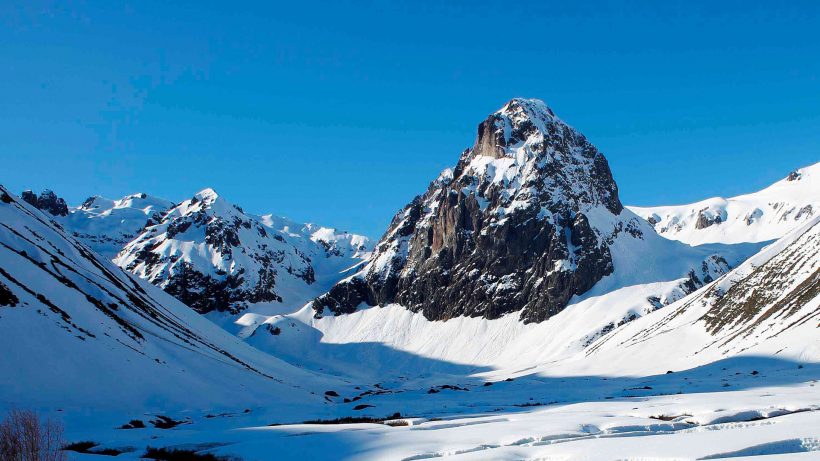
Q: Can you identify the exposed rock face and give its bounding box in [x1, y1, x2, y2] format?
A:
[315, 98, 626, 323]
[21, 190, 68, 217]
[695, 208, 724, 229]
[0, 280, 18, 306]
[114, 189, 370, 315]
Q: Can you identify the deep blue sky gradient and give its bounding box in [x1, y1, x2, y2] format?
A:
[2, 1, 819, 237]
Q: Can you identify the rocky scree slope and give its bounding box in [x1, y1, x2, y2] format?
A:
[314, 99, 744, 324]
[588, 215, 820, 371]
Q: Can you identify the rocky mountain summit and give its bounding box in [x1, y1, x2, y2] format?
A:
[314, 99, 744, 323]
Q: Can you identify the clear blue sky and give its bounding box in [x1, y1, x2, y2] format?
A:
[2, 1, 818, 237]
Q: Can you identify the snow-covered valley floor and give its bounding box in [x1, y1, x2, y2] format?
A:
[61, 357, 818, 460]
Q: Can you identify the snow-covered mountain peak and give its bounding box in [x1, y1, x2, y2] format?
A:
[79, 192, 173, 214]
[194, 187, 221, 203]
[79, 195, 115, 211]
[471, 98, 566, 160]
[113, 188, 371, 316]
[629, 161, 819, 245]
[496, 97, 557, 124]
[460, 98, 622, 218]
[60, 192, 175, 258]
[161, 188, 247, 223]
[311, 98, 750, 324]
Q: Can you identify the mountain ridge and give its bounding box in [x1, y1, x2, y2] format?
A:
[628, 161, 819, 245]
[0, 185, 344, 413]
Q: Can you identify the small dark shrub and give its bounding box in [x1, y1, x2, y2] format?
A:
[120, 419, 146, 429]
[63, 441, 126, 456]
[150, 416, 188, 429]
[0, 409, 67, 461]
[384, 420, 408, 427]
[142, 446, 237, 460]
[300, 412, 401, 425]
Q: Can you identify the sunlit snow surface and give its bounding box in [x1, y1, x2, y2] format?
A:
[629, 162, 819, 245]
[54, 219, 820, 460]
[62, 363, 819, 460]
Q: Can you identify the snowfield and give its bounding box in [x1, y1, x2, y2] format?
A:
[59, 361, 819, 461]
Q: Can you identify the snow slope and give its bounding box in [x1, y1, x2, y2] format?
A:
[245, 236, 762, 378]
[629, 162, 819, 245]
[247, 219, 814, 381]
[0, 186, 346, 416]
[580, 215, 820, 376]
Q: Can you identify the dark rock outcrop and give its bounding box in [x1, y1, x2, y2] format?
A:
[21, 189, 69, 217]
[695, 209, 724, 229]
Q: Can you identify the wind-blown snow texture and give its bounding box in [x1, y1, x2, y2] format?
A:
[629, 161, 819, 245]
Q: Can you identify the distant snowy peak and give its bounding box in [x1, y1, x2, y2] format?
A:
[629, 162, 819, 245]
[115, 188, 370, 316]
[313, 98, 747, 324]
[259, 214, 371, 260]
[65, 192, 175, 259]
